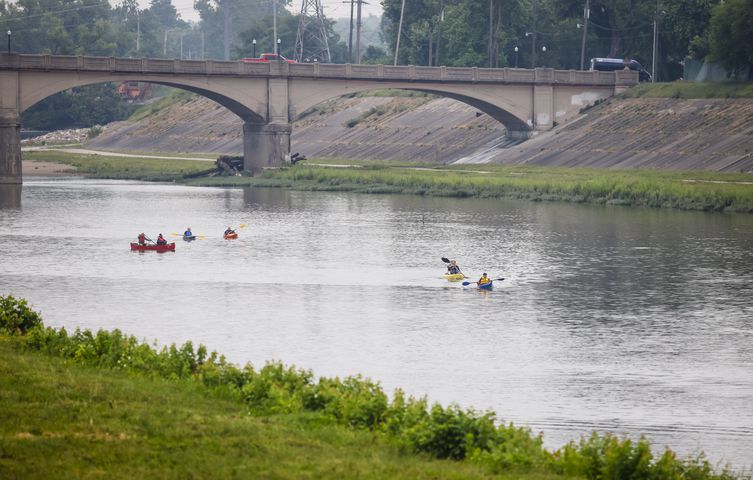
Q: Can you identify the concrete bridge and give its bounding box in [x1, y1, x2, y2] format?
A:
[0, 53, 638, 183]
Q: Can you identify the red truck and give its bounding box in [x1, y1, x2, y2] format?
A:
[242, 53, 298, 63]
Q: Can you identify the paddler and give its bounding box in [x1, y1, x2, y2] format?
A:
[477, 273, 491, 287]
[447, 260, 462, 275]
[224, 226, 235, 236]
[156, 233, 167, 245]
[137, 233, 147, 245]
[184, 227, 193, 237]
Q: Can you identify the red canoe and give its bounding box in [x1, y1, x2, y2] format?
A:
[224, 232, 238, 239]
[130, 242, 176, 252]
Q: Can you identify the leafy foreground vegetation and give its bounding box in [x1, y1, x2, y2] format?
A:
[189, 162, 753, 214]
[0, 295, 743, 479]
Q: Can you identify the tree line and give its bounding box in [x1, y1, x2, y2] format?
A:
[1, 0, 750, 130]
[377, 0, 752, 81]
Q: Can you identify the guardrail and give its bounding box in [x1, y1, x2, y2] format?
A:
[0, 53, 638, 86]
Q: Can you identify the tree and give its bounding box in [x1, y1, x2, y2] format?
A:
[22, 84, 136, 130]
[707, 0, 753, 76]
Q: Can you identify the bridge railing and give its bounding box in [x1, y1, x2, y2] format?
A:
[0, 53, 638, 86]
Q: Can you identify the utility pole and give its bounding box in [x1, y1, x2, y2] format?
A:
[531, 0, 537, 68]
[651, 0, 659, 82]
[163, 30, 168, 56]
[136, 10, 140, 53]
[394, 0, 406, 66]
[579, 0, 589, 70]
[345, 0, 354, 62]
[435, 0, 444, 66]
[273, 0, 278, 55]
[488, 0, 493, 68]
[355, 0, 363, 63]
[223, 0, 230, 60]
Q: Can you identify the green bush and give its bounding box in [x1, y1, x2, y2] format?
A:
[0, 295, 42, 334]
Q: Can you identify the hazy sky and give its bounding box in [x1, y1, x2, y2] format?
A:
[162, 0, 383, 23]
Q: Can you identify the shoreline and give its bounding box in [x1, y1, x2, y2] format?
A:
[22, 160, 80, 177]
[19, 151, 753, 213]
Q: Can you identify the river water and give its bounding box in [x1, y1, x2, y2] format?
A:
[1, 177, 752, 470]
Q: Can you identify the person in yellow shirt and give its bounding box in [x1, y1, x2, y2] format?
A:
[477, 273, 491, 286]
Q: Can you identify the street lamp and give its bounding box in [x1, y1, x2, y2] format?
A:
[541, 45, 547, 67]
[252, 38, 256, 57]
[6, 30, 10, 54]
[276, 38, 281, 55]
[514, 46, 518, 68]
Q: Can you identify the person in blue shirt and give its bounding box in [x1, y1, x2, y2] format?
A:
[184, 227, 193, 237]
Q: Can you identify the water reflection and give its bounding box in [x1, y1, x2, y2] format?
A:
[1, 179, 752, 470]
[0, 184, 22, 209]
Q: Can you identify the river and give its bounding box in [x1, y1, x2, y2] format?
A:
[1, 177, 752, 470]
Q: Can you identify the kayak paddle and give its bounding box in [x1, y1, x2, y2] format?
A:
[441, 257, 451, 263]
[462, 278, 505, 286]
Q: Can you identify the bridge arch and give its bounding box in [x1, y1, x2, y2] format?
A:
[289, 80, 533, 134]
[18, 74, 266, 124]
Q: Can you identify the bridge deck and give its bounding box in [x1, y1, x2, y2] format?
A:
[0, 53, 637, 87]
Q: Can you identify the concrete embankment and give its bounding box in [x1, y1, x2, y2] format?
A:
[87, 91, 753, 172]
[482, 97, 753, 172]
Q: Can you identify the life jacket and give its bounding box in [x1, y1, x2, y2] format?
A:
[478, 276, 491, 285]
[449, 266, 460, 274]
[184, 231, 192, 237]
[138, 234, 146, 243]
[157, 236, 166, 244]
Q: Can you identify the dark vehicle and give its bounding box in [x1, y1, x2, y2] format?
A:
[590, 57, 652, 82]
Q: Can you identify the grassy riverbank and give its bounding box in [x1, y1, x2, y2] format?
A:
[190, 161, 753, 213]
[22, 150, 753, 212]
[22, 150, 210, 181]
[0, 340, 501, 479]
[0, 295, 743, 479]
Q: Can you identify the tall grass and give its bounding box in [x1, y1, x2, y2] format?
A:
[231, 163, 753, 213]
[0, 295, 743, 479]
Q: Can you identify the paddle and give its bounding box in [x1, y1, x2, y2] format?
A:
[170, 232, 206, 239]
[462, 278, 505, 286]
[442, 257, 466, 277]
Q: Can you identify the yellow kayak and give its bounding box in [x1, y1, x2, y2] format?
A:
[443, 273, 466, 282]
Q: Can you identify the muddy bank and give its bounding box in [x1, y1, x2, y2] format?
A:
[22, 160, 79, 176]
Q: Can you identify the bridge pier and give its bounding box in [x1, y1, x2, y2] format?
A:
[0, 109, 22, 184]
[242, 122, 292, 175]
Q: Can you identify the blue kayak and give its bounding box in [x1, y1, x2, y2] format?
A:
[183, 235, 196, 241]
[478, 281, 493, 290]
